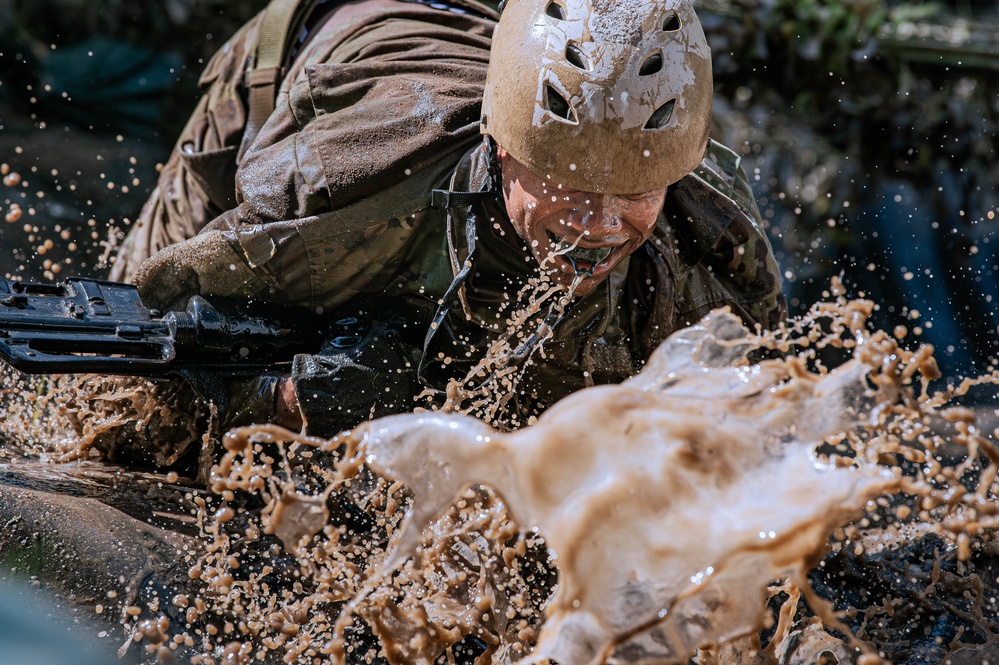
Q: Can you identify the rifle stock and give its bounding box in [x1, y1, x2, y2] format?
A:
[0, 277, 323, 375]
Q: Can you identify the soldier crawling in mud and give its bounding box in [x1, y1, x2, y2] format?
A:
[107, 0, 785, 443]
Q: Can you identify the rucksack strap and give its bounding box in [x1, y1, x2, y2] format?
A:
[238, 0, 498, 161]
[240, 0, 320, 160]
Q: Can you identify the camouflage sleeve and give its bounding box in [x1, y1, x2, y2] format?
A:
[110, 131, 225, 285]
[713, 227, 787, 333]
[666, 140, 787, 332]
[111, 15, 263, 284]
[130, 71, 440, 310]
[706, 142, 787, 330]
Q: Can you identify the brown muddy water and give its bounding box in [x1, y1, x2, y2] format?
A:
[2, 281, 999, 665]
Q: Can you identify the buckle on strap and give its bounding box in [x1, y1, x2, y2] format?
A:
[430, 189, 490, 209]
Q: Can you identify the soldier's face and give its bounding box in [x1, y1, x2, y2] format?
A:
[498, 147, 667, 296]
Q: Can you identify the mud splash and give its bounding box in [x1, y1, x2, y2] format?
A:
[3, 283, 999, 664]
[118, 282, 994, 665]
[346, 312, 898, 665]
[0, 371, 210, 470]
[441, 269, 587, 429]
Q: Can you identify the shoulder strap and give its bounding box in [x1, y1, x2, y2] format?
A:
[240, 0, 321, 159]
[417, 179, 492, 386]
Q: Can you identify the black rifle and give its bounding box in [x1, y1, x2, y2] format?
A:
[0, 277, 325, 375]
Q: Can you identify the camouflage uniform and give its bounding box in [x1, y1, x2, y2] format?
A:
[119, 0, 786, 436]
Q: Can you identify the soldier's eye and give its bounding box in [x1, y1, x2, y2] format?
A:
[623, 190, 658, 202]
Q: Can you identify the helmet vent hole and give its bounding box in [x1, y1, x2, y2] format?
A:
[545, 2, 566, 20]
[644, 99, 675, 130]
[639, 53, 663, 76]
[545, 85, 575, 122]
[663, 13, 681, 32]
[565, 43, 589, 70]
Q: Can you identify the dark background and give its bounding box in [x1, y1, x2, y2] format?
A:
[0, 0, 997, 387]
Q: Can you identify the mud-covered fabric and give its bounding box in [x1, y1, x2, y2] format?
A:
[122, 0, 784, 433]
[112, 0, 497, 285]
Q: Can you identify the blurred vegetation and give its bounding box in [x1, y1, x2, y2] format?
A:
[701, 0, 999, 379]
[706, 0, 998, 209]
[1, 0, 264, 69]
[0, 0, 264, 138]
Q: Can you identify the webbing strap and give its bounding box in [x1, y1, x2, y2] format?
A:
[239, 0, 318, 159]
[417, 187, 490, 385]
[430, 189, 490, 210]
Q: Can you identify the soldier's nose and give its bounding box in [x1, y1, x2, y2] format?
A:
[580, 201, 622, 235]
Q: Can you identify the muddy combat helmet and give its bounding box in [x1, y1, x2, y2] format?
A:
[481, 0, 713, 195]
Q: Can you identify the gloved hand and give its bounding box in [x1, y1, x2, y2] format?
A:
[291, 312, 422, 439]
[132, 230, 250, 310]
